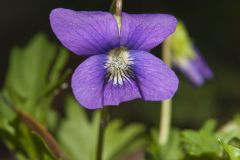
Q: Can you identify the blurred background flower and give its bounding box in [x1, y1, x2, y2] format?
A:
[169, 21, 213, 86]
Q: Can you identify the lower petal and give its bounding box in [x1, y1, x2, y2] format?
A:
[71, 55, 106, 109]
[103, 79, 141, 106]
[131, 50, 179, 101]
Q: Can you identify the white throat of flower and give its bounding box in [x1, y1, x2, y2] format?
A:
[105, 47, 134, 85]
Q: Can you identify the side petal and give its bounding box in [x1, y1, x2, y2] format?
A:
[103, 80, 141, 106]
[131, 50, 179, 101]
[121, 13, 177, 51]
[50, 8, 120, 56]
[71, 54, 106, 109]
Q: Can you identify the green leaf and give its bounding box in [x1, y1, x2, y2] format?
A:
[58, 97, 146, 160]
[31, 132, 58, 160]
[0, 33, 69, 159]
[0, 97, 16, 134]
[216, 115, 240, 143]
[104, 120, 146, 160]
[5, 34, 56, 103]
[182, 129, 221, 157]
[48, 48, 69, 84]
[220, 141, 240, 160]
[0, 32, 70, 130]
[3, 33, 69, 120]
[0, 118, 58, 160]
[58, 97, 98, 160]
[146, 129, 183, 160]
[228, 137, 240, 148]
[181, 121, 222, 159]
[200, 119, 217, 133]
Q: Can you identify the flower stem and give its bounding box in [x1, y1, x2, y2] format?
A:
[110, 0, 123, 16]
[96, 108, 108, 160]
[159, 37, 172, 145]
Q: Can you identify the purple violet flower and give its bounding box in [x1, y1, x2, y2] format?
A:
[174, 48, 213, 86]
[50, 8, 179, 109]
[170, 22, 213, 86]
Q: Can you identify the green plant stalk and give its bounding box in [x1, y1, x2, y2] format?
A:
[96, 108, 108, 160]
[110, 0, 123, 16]
[159, 37, 172, 145]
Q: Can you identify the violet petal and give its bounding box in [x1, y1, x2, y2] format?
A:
[174, 58, 205, 86]
[120, 13, 177, 51]
[50, 8, 120, 56]
[71, 54, 106, 109]
[192, 49, 213, 80]
[131, 50, 179, 101]
[103, 80, 141, 106]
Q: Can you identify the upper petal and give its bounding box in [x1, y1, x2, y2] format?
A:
[131, 50, 179, 101]
[120, 13, 177, 51]
[71, 54, 106, 109]
[50, 8, 120, 56]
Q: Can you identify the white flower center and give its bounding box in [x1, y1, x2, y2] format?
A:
[105, 47, 134, 85]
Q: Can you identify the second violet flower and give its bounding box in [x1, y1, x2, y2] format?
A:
[50, 8, 179, 109]
[169, 22, 213, 86]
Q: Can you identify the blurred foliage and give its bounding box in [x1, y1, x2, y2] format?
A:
[146, 129, 183, 160]
[3, 33, 70, 127]
[0, 33, 69, 160]
[181, 120, 221, 159]
[59, 97, 147, 160]
[147, 118, 240, 160]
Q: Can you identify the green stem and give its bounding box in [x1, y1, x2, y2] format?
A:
[110, 0, 123, 16]
[159, 99, 172, 145]
[96, 108, 108, 160]
[159, 37, 172, 145]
